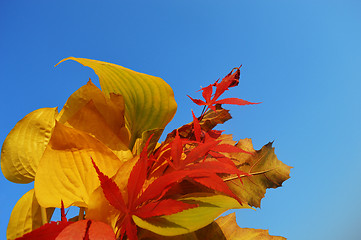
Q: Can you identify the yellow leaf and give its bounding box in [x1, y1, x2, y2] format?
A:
[35, 122, 131, 208]
[64, 98, 130, 160]
[1, 107, 58, 183]
[7, 189, 54, 240]
[224, 139, 292, 208]
[57, 80, 130, 147]
[133, 193, 252, 236]
[56, 57, 177, 149]
[216, 213, 286, 240]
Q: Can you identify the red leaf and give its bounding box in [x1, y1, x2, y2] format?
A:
[91, 157, 127, 212]
[207, 129, 223, 139]
[201, 84, 213, 103]
[56, 220, 89, 240]
[124, 215, 138, 240]
[127, 135, 153, 210]
[134, 199, 198, 218]
[136, 170, 191, 206]
[15, 221, 73, 240]
[221, 67, 241, 88]
[190, 173, 242, 205]
[171, 130, 183, 169]
[88, 221, 116, 240]
[187, 95, 206, 106]
[182, 140, 220, 166]
[213, 79, 231, 102]
[186, 161, 248, 176]
[61, 200, 67, 222]
[192, 110, 202, 142]
[56, 219, 116, 240]
[215, 97, 259, 106]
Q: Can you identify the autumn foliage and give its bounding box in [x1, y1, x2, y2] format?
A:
[1, 58, 291, 239]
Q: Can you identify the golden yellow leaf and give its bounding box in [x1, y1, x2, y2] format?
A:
[216, 213, 286, 240]
[57, 80, 130, 147]
[7, 189, 54, 240]
[64, 99, 130, 160]
[224, 139, 292, 208]
[56, 57, 177, 149]
[1, 107, 58, 183]
[34, 122, 131, 208]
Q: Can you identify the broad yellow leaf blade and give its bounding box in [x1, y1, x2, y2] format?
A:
[1, 107, 58, 183]
[35, 122, 131, 208]
[57, 80, 130, 147]
[225, 139, 292, 208]
[7, 189, 54, 240]
[216, 213, 286, 239]
[56, 57, 177, 149]
[133, 193, 252, 236]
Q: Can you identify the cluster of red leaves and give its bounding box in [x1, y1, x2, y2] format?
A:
[88, 67, 259, 240]
[15, 202, 116, 240]
[187, 66, 258, 111]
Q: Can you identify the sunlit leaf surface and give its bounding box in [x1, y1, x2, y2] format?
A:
[35, 122, 131, 208]
[1, 108, 58, 183]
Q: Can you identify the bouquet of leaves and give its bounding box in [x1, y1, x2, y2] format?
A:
[1, 58, 291, 240]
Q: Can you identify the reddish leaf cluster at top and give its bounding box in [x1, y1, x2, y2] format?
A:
[187, 66, 259, 112]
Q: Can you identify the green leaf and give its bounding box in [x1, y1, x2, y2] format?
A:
[138, 221, 226, 240]
[56, 57, 177, 149]
[1, 107, 58, 183]
[7, 189, 54, 240]
[133, 193, 252, 236]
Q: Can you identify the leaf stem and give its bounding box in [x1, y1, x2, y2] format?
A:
[199, 106, 207, 121]
[78, 207, 86, 221]
[223, 169, 275, 182]
[40, 207, 48, 225]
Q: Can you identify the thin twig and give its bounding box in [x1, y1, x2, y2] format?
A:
[223, 168, 276, 182]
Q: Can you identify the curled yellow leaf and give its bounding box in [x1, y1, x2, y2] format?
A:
[1, 108, 58, 183]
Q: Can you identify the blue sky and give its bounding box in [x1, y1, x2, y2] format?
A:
[1, 1, 361, 239]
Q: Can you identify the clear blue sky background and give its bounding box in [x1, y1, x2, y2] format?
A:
[1, 1, 361, 239]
